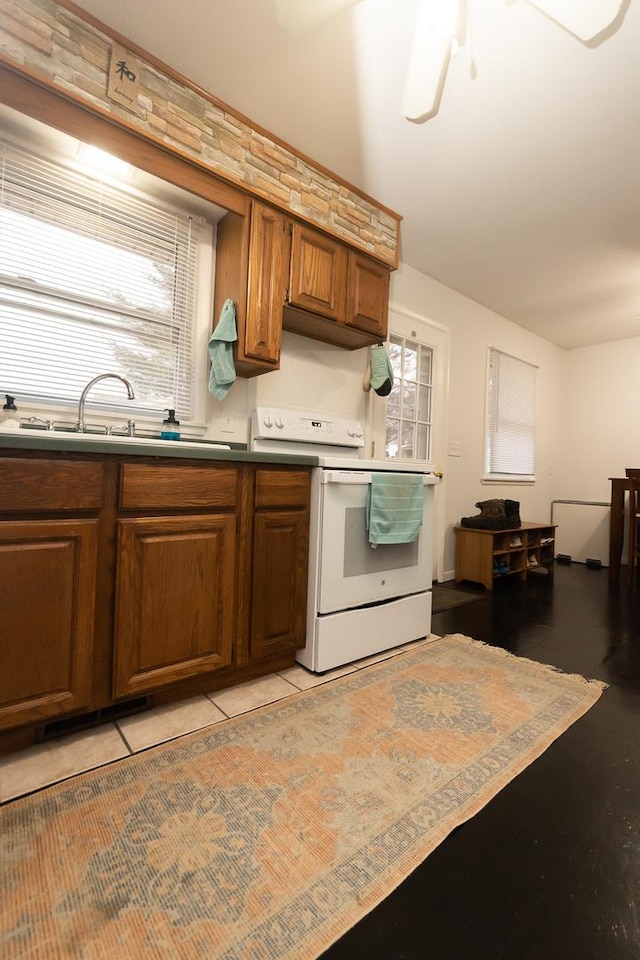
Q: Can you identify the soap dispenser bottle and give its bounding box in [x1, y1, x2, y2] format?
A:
[0, 395, 20, 432]
[161, 409, 180, 440]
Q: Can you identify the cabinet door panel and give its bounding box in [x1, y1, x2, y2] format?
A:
[114, 515, 236, 697]
[245, 201, 288, 364]
[289, 224, 347, 320]
[346, 252, 390, 338]
[0, 459, 103, 512]
[0, 520, 97, 731]
[120, 463, 239, 510]
[255, 468, 311, 509]
[252, 510, 309, 659]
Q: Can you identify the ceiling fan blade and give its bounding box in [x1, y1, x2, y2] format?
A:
[275, 0, 362, 33]
[402, 0, 458, 123]
[525, 0, 625, 41]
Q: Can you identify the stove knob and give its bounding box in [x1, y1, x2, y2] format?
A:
[263, 413, 273, 428]
[275, 415, 284, 429]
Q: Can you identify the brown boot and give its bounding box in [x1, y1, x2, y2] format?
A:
[460, 499, 508, 530]
[505, 499, 521, 528]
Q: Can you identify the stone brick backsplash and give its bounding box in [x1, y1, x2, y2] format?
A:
[0, 0, 400, 267]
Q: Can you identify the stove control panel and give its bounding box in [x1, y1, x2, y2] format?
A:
[252, 407, 365, 448]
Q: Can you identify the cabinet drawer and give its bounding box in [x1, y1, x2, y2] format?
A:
[0, 458, 103, 512]
[120, 463, 239, 510]
[255, 469, 311, 508]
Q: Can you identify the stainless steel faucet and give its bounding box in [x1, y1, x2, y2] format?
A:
[76, 373, 136, 433]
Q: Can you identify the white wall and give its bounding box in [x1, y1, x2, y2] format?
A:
[558, 338, 640, 503]
[204, 330, 371, 446]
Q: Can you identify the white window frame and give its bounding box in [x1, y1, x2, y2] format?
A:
[484, 348, 537, 483]
[0, 136, 214, 431]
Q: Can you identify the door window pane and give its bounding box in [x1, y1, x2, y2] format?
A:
[401, 421, 415, 459]
[384, 334, 433, 462]
[385, 418, 399, 458]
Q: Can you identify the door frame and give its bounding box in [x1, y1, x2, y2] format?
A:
[366, 303, 450, 584]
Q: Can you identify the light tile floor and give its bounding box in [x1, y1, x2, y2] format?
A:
[0, 635, 439, 804]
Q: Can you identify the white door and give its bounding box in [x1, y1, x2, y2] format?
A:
[367, 306, 450, 583]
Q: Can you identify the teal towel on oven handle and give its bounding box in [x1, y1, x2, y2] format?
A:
[366, 473, 424, 545]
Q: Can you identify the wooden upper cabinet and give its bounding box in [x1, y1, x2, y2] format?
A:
[284, 222, 390, 349]
[346, 250, 390, 340]
[213, 201, 289, 377]
[245, 202, 288, 365]
[288, 223, 347, 320]
[215, 200, 391, 374]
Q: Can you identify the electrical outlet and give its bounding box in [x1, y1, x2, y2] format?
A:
[221, 417, 235, 434]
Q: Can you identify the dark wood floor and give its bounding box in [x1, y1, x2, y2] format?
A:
[323, 563, 640, 960]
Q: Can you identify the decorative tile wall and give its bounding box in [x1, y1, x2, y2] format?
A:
[0, 0, 400, 267]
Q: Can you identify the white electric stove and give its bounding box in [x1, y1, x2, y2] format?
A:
[250, 407, 438, 672]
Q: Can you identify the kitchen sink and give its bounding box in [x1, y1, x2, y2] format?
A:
[16, 430, 232, 452]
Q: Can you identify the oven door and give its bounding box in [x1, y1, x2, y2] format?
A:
[317, 470, 434, 614]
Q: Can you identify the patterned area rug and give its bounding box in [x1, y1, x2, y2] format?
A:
[1, 634, 605, 960]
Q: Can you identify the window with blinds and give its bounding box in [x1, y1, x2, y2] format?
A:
[0, 140, 205, 419]
[485, 348, 537, 480]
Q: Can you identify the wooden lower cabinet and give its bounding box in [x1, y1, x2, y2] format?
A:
[113, 514, 237, 697]
[0, 518, 97, 731]
[0, 452, 313, 746]
[250, 467, 311, 660]
[251, 509, 309, 659]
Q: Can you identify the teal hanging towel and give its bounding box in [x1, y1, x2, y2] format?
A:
[366, 473, 424, 544]
[208, 299, 237, 400]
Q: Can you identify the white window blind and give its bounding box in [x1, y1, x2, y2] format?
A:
[486, 348, 537, 479]
[0, 140, 202, 418]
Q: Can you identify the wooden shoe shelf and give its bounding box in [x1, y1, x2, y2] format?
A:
[454, 522, 557, 591]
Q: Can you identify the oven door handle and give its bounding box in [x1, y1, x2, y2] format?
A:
[321, 471, 373, 485]
[321, 471, 439, 485]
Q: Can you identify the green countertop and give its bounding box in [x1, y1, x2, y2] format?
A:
[0, 430, 319, 466]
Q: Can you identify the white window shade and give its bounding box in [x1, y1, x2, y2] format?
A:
[0, 140, 202, 418]
[486, 349, 537, 479]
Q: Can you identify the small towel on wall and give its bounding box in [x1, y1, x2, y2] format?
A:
[370, 343, 394, 397]
[208, 299, 237, 400]
[366, 473, 424, 545]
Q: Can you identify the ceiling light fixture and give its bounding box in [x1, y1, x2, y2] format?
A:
[402, 0, 626, 123]
[276, 0, 627, 124]
[402, 0, 460, 123]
